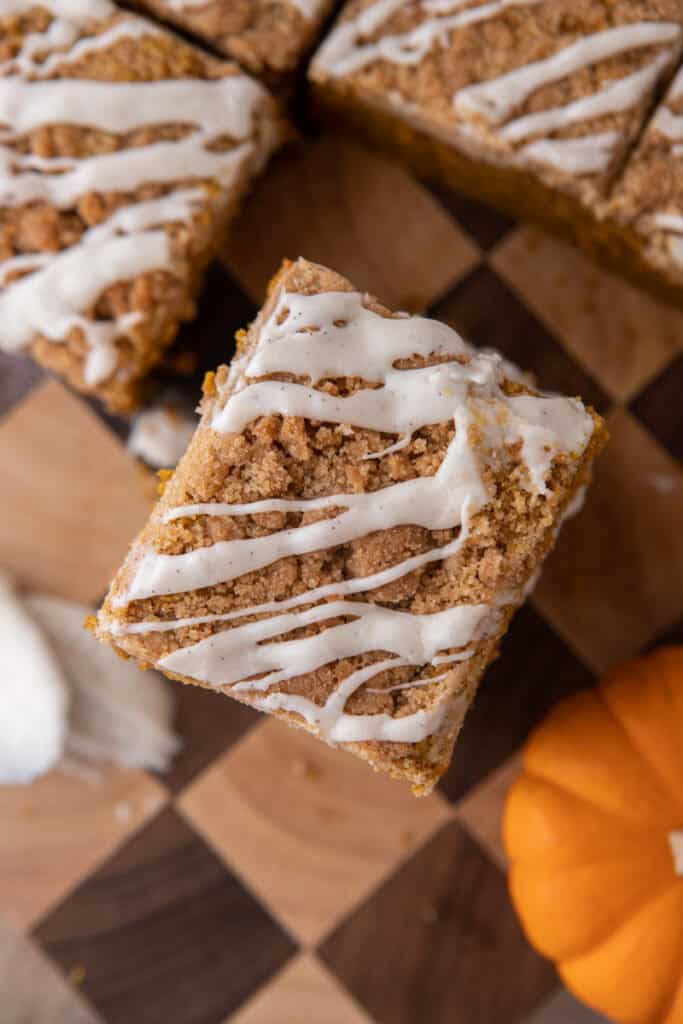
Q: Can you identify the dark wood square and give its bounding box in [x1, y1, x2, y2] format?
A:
[156, 262, 257, 401]
[430, 188, 516, 251]
[319, 820, 557, 1024]
[34, 807, 296, 1024]
[649, 615, 683, 650]
[630, 355, 683, 463]
[433, 266, 609, 414]
[0, 351, 44, 420]
[166, 684, 260, 793]
[439, 605, 595, 805]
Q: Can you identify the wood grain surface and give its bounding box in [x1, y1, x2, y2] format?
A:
[1, 127, 681, 1024]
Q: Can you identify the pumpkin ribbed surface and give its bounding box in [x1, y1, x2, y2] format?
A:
[505, 647, 683, 1024]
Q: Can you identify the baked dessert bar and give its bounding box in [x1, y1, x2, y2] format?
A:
[310, 1, 683, 243]
[96, 258, 607, 794]
[604, 65, 683, 301]
[132, 0, 336, 86]
[0, 0, 284, 412]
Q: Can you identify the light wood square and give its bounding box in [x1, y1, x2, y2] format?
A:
[0, 381, 152, 603]
[0, 767, 166, 930]
[179, 719, 452, 947]
[492, 227, 683, 402]
[226, 955, 374, 1024]
[0, 915, 102, 1024]
[533, 409, 683, 674]
[454, 754, 522, 871]
[222, 137, 480, 311]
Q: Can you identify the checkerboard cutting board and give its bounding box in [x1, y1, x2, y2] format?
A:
[0, 137, 681, 1024]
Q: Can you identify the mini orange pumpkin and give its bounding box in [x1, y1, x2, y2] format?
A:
[504, 646, 683, 1024]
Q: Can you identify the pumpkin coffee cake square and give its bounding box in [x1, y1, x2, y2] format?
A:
[310, 1, 683, 238]
[96, 258, 607, 794]
[0, 0, 284, 412]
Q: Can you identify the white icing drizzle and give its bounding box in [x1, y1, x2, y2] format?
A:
[670, 66, 683, 101]
[652, 105, 683, 141]
[454, 22, 680, 176]
[501, 55, 671, 143]
[518, 131, 620, 175]
[0, 75, 266, 140]
[314, 2, 679, 179]
[244, 288, 461, 380]
[497, 393, 594, 492]
[164, 0, 325, 20]
[0, 4, 275, 383]
[454, 23, 679, 124]
[125, 403, 485, 598]
[159, 601, 489, 744]
[0, 0, 121, 83]
[106, 284, 594, 745]
[0, 19, 164, 78]
[1, 123, 252, 209]
[111, 513, 475, 635]
[0, 0, 113, 13]
[366, 673, 451, 694]
[314, 0, 541, 78]
[286, 0, 329, 18]
[160, 601, 489, 690]
[255, 684, 459, 744]
[0, 250, 51, 286]
[653, 212, 683, 265]
[652, 212, 683, 233]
